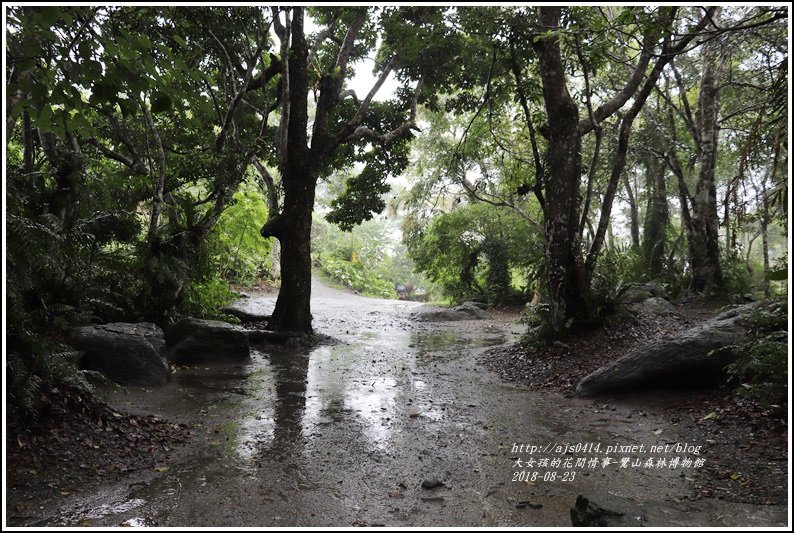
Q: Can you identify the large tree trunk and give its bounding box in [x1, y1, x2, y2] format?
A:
[261, 7, 314, 334]
[690, 13, 724, 292]
[533, 7, 591, 336]
[643, 156, 669, 278]
[761, 176, 771, 297]
[623, 172, 641, 249]
[265, 168, 316, 333]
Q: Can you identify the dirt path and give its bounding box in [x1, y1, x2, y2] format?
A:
[13, 278, 787, 527]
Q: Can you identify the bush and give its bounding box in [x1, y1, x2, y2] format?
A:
[181, 277, 240, 322]
[711, 254, 755, 301]
[406, 203, 541, 304]
[589, 245, 645, 316]
[519, 303, 554, 348]
[208, 180, 274, 285]
[722, 299, 787, 411]
[312, 214, 434, 299]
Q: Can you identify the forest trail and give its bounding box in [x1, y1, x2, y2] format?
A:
[20, 277, 786, 527]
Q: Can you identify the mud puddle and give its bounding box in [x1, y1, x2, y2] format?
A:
[17, 278, 787, 527]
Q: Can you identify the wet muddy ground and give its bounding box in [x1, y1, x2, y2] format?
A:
[10, 279, 788, 527]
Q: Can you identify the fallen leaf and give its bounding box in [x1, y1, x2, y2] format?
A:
[60, 491, 71, 496]
[17, 435, 26, 449]
[409, 412, 421, 418]
[701, 412, 717, 420]
[154, 466, 170, 473]
[653, 429, 663, 435]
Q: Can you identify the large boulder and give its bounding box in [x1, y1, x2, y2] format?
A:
[220, 306, 271, 323]
[630, 296, 679, 316]
[576, 304, 758, 396]
[619, 281, 669, 304]
[69, 323, 169, 385]
[412, 301, 492, 322]
[166, 318, 250, 363]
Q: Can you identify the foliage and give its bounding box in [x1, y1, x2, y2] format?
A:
[181, 277, 240, 322]
[588, 245, 646, 317]
[312, 215, 432, 299]
[519, 303, 554, 348]
[710, 254, 756, 301]
[208, 179, 274, 285]
[722, 299, 787, 410]
[406, 203, 540, 304]
[316, 254, 395, 298]
[5, 6, 275, 416]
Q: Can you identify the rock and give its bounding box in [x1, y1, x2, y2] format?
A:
[412, 302, 491, 322]
[570, 495, 629, 527]
[576, 303, 759, 396]
[619, 281, 669, 304]
[464, 300, 489, 310]
[220, 306, 271, 323]
[421, 479, 445, 490]
[454, 301, 491, 317]
[69, 323, 169, 385]
[247, 329, 305, 343]
[166, 318, 250, 363]
[516, 501, 543, 509]
[630, 296, 679, 316]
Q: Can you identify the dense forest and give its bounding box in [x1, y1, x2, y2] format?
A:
[4, 5, 790, 527]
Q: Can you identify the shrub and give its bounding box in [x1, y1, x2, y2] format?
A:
[722, 298, 787, 411]
[181, 277, 240, 322]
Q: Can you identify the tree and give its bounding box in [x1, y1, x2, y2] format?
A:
[258, 7, 438, 333]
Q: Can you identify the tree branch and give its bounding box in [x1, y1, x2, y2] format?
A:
[215, 39, 266, 152]
[250, 154, 280, 220]
[577, 21, 660, 135]
[343, 78, 423, 144]
[87, 137, 146, 174]
[335, 10, 367, 74]
[327, 55, 397, 150]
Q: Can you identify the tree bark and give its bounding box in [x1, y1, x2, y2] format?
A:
[266, 191, 315, 333]
[761, 182, 770, 297]
[690, 15, 724, 292]
[623, 171, 641, 249]
[532, 7, 591, 336]
[261, 7, 315, 334]
[642, 155, 669, 278]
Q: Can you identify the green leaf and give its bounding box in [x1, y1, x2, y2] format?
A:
[150, 91, 173, 113]
[30, 81, 49, 102]
[77, 40, 94, 60]
[119, 98, 139, 118]
[89, 80, 117, 105]
[173, 35, 187, 49]
[768, 269, 787, 281]
[36, 7, 60, 27]
[35, 105, 54, 131]
[126, 73, 151, 93]
[102, 39, 119, 57]
[134, 35, 153, 52]
[82, 60, 103, 81]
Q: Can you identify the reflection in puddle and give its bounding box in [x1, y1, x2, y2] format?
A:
[231, 328, 508, 461]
